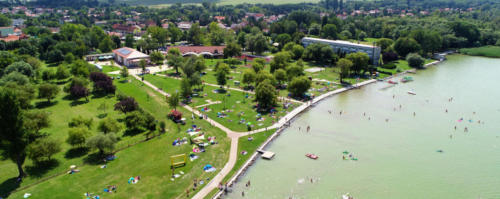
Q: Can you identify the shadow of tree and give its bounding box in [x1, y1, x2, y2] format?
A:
[123, 128, 144, 137]
[25, 159, 60, 178]
[64, 147, 89, 159]
[97, 113, 108, 119]
[35, 101, 58, 109]
[0, 177, 20, 198]
[70, 100, 89, 107]
[83, 152, 105, 165]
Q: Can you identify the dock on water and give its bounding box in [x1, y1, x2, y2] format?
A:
[258, 150, 275, 160]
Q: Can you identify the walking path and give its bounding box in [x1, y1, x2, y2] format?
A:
[132, 74, 376, 199]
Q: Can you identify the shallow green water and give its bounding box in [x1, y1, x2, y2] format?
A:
[226, 55, 500, 199]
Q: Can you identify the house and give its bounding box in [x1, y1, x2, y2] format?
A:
[168, 46, 226, 58]
[0, 34, 28, 42]
[12, 19, 25, 27]
[112, 24, 141, 34]
[177, 22, 192, 30]
[0, 27, 14, 37]
[112, 47, 150, 68]
[214, 16, 225, 22]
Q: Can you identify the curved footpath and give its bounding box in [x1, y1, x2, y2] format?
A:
[132, 74, 376, 199]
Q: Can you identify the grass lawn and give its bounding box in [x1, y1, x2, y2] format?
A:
[143, 74, 296, 132]
[377, 59, 436, 78]
[2, 76, 231, 199]
[102, 65, 121, 73]
[459, 46, 500, 58]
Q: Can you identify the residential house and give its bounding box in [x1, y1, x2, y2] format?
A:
[177, 22, 192, 30]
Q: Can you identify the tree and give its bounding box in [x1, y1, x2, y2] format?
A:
[383, 52, 399, 64]
[27, 137, 61, 163]
[86, 133, 118, 157]
[286, 64, 304, 81]
[0, 90, 28, 178]
[215, 63, 230, 88]
[337, 58, 353, 83]
[394, 37, 421, 57]
[150, 51, 165, 65]
[139, 59, 147, 76]
[98, 36, 115, 53]
[256, 70, 276, 87]
[0, 14, 11, 26]
[98, 117, 121, 134]
[303, 43, 335, 64]
[0, 51, 15, 70]
[38, 83, 60, 103]
[90, 72, 116, 94]
[242, 69, 256, 87]
[168, 92, 180, 110]
[167, 48, 183, 74]
[309, 23, 321, 36]
[66, 127, 91, 148]
[24, 110, 50, 137]
[275, 33, 292, 49]
[2, 82, 35, 109]
[56, 64, 70, 79]
[288, 76, 311, 97]
[179, 77, 192, 100]
[251, 62, 264, 73]
[224, 42, 242, 58]
[406, 53, 425, 68]
[376, 38, 394, 53]
[114, 97, 138, 113]
[147, 26, 168, 45]
[5, 61, 34, 77]
[270, 52, 291, 73]
[168, 25, 183, 43]
[125, 34, 134, 48]
[255, 80, 277, 111]
[120, 66, 129, 78]
[70, 85, 89, 101]
[124, 110, 155, 132]
[274, 69, 287, 87]
[246, 33, 268, 55]
[321, 24, 338, 40]
[70, 60, 91, 77]
[187, 23, 203, 45]
[64, 53, 75, 64]
[346, 52, 370, 74]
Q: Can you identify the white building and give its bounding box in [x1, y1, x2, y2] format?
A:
[302, 37, 381, 65]
[112, 47, 149, 68]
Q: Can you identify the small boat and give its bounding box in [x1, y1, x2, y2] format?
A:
[407, 91, 416, 95]
[387, 80, 398, 84]
[401, 76, 414, 83]
[306, 153, 318, 160]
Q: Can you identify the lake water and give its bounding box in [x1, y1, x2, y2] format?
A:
[226, 55, 500, 199]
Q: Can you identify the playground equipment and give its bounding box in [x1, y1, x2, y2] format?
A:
[170, 154, 187, 168]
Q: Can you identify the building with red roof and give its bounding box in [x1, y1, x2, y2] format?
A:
[168, 46, 226, 58]
[112, 47, 150, 68]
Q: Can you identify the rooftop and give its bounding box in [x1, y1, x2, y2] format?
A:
[302, 37, 377, 48]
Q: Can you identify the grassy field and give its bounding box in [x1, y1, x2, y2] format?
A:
[460, 46, 500, 58]
[143, 74, 296, 132]
[2, 76, 231, 199]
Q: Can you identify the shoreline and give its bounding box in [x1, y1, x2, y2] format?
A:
[210, 55, 450, 199]
[211, 79, 377, 199]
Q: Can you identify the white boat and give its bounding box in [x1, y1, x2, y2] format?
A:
[407, 91, 416, 95]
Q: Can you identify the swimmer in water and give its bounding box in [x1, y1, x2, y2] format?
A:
[445, 109, 448, 113]
[413, 112, 416, 116]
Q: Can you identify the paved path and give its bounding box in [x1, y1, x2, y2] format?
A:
[133, 74, 376, 199]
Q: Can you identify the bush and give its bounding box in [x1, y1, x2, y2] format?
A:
[406, 53, 425, 68]
[68, 116, 93, 129]
[27, 137, 62, 163]
[98, 117, 121, 134]
[381, 63, 397, 69]
[86, 133, 118, 156]
[114, 97, 138, 113]
[67, 127, 92, 147]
